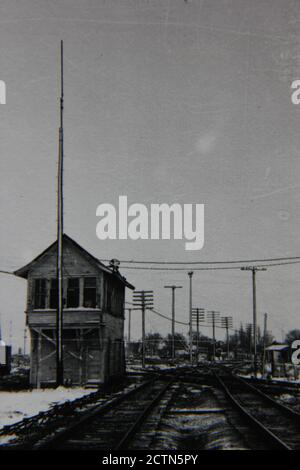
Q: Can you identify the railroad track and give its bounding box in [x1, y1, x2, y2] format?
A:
[32, 373, 176, 450]
[4, 364, 300, 451]
[213, 367, 300, 450]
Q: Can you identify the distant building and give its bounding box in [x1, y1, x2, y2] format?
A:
[0, 340, 12, 376]
[14, 234, 134, 387]
[265, 343, 290, 376]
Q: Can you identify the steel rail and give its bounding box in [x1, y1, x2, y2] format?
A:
[114, 377, 176, 450]
[33, 373, 175, 450]
[213, 371, 292, 450]
[234, 374, 300, 417]
[33, 376, 159, 450]
[212, 363, 300, 417]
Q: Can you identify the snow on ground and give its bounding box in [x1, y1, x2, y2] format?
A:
[0, 387, 94, 429]
[239, 373, 300, 384]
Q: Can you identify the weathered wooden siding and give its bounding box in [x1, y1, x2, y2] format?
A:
[28, 310, 104, 327]
[103, 313, 125, 378]
[30, 327, 109, 386]
[26, 240, 104, 312]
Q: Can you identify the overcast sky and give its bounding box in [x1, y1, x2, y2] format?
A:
[0, 0, 300, 351]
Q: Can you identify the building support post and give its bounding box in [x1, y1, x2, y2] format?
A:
[37, 330, 42, 388]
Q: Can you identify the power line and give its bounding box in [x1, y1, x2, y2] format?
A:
[125, 301, 189, 325]
[120, 260, 300, 271]
[151, 308, 189, 326]
[125, 301, 237, 330]
[1, 257, 300, 275]
[101, 255, 300, 265]
[126, 304, 237, 334]
[2, 260, 300, 275]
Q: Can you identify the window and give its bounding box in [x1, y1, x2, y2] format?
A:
[83, 277, 97, 308]
[49, 278, 58, 309]
[34, 279, 46, 309]
[67, 278, 80, 308]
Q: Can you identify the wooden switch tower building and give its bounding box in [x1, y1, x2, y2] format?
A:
[14, 234, 134, 387]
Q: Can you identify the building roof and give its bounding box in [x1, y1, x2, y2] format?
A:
[265, 344, 289, 351]
[14, 233, 134, 290]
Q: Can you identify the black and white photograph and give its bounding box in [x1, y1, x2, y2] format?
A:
[1, 0, 300, 458]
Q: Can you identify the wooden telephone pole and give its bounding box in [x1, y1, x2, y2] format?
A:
[132, 291, 154, 368]
[164, 285, 182, 361]
[221, 316, 233, 359]
[207, 311, 220, 360]
[192, 308, 205, 362]
[262, 313, 268, 377]
[241, 266, 267, 377]
[188, 272, 193, 364]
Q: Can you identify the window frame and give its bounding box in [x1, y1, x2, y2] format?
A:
[83, 276, 97, 308]
[49, 278, 58, 309]
[33, 278, 47, 309]
[66, 277, 80, 308]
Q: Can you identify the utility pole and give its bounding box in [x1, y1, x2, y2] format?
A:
[192, 308, 205, 362]
[56, 40, 64, 386]
[132, 291, 154, 368]
[127, 308, 132, 345]
[241, 266, 266, 377]
[164, 285, 182, 361]
[221, 316, 233, 360]
[188, 272, 193, 364]
[9, 320, 13, 348]
[23, 328, 27, 355]
[207, 311, 220, 360]
[246, 323, 253, 355]
[262, 313, 268, 377]
[124, 307, 139, 358]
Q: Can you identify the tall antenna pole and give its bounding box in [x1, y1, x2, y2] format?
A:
[56, 40, 64, 386]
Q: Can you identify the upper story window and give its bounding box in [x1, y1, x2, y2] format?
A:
[32, 276, 99, 310]
[49, 278, 58, 309]
[34, 279, 46, 309]
[83, 277, 97, 308]
[67, 278, 80, 308]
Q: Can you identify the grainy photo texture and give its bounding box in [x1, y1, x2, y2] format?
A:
[0, 0, 300, 457]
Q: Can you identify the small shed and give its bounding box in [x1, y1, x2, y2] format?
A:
[265, 343, 290, 376]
